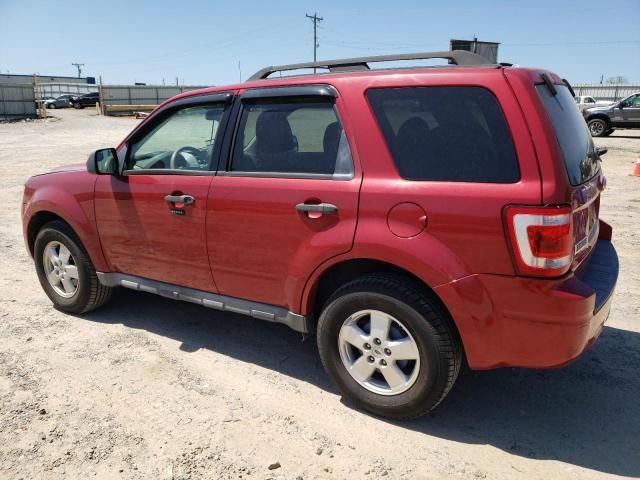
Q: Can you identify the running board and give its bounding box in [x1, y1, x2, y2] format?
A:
[96, 272, 309, 333]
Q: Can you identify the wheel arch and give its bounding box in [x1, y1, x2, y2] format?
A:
[304, 258, 458, 332]
[24, 204, 108, 272]
[586, 113, 611, 125]
[27, 210, 67, 256]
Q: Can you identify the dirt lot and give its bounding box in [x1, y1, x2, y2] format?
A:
[0, 108, 639, 480]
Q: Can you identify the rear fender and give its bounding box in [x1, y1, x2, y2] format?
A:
[299, 237, 469, 317]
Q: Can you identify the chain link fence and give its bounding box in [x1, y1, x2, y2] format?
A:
[573, 84, 639, 102]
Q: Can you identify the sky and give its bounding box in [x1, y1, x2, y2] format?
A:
[1, 0, 639, 86]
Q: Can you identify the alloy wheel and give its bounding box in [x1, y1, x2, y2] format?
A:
[338, 309, 421, 395]
[589, 120, 605, 136]
[42, 241, 79, 298]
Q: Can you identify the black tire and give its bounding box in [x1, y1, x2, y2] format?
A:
[34, 220, 112, 314]
[48, 103, 56, 109]
[72, 102, 82, 109]
[603, 128, 615, 137]
[317, 274, 462, 419]
[588, 118, 608, 137]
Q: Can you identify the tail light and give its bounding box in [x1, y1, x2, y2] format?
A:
[505, 205, 574, 277]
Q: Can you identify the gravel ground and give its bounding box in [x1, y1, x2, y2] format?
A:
[0, 109, 639, 480]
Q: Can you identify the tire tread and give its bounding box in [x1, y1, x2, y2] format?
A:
[319, 273, 462, 419]
[39, 220, 112, 313]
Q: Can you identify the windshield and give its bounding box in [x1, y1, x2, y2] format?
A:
[536, 84, 598, 185]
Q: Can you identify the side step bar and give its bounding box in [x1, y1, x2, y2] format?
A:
[96, 272, 310, 333]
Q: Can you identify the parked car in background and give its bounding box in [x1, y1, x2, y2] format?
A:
[584, 92, 640, 136]
[44, 95, 78, 109]
[22, 51, 618, 419]
[575, 95, 598, 111]
[35, 96, 55, 108]
[575, 95, 612, 111]
[71, 91, 100, 109]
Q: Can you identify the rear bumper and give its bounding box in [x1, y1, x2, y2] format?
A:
[435, 237, 619, 369]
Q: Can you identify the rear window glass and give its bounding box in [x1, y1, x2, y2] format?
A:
[536, 84, 597, 185]
[366, 86, 519, 183]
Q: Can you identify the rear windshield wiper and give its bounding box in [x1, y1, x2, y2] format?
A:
[541, 73, 557, 96]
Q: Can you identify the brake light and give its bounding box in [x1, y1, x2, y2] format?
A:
[505, 206, 573, 277]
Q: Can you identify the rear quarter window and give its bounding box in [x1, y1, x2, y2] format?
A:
[536, 84, 597, 186]
[366, 86, 520, 183]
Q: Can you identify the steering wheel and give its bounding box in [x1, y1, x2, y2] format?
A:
[170, 146, 202, 169]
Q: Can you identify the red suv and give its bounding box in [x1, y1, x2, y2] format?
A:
[22, 51, 618, 419]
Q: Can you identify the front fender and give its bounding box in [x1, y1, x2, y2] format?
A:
[23, 174, 107, 272]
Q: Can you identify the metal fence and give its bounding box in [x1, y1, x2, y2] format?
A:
[0, 83, 36, 119]
[102, 85, 206, 107]
[573, 84, 639, 102]
[40, 82, 98, 98]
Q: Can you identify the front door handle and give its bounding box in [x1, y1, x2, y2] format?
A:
[165, 194, 195, 205]
[295, 202, 338, 215]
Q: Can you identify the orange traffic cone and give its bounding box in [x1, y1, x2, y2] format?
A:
[630, 156, 640, 177]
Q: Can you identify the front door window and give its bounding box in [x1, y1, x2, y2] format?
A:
[128, 105, 225, 171]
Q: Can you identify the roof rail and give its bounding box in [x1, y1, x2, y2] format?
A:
[247, 50, 492, 81]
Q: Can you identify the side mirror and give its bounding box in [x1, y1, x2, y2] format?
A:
[87, 148, 118, 175]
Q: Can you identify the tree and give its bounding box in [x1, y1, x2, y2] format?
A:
[605, 76, 628, 84]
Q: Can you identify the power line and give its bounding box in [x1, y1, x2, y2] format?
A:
[305, 12, 323, 70]
[503, 39, 640, 46]
[71, 62, 84, 78]
[88, 20, 294, 68]
[323, 40, 443, 51]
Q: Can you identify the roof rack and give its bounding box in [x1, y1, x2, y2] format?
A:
[247, 50, 492, 81]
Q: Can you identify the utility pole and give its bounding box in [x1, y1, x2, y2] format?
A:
[305, 12, 323, 71]
[71, 62, 84, 78]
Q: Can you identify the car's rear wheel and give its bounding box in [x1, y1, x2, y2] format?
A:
[317, 274, 462, 419]
[72, 102, 81, 109]
[603, 128, 615, 137]
[588, 118, 608, 137]
[47, 103, 56, 109]
[34, 221, 112, 314]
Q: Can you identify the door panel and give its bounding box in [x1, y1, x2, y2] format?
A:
[93, 97, 231, 291]
[622, 107, 640, 126]
[206, 175, 359, 309]
[206, 89, 361, 310]
[95, 174, 216, 291]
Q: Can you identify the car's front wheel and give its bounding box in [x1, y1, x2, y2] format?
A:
[72, 102, 82, 109]
[34, 221, 112, 314]
[317, 274, 462, 419]
[47, 103, 56, 109]
[588, 118, 608, 137]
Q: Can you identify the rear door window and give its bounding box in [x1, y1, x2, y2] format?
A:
[230, 100, 353, 177]
[536, 84, 597, 185]
[366, 86, 519, 183]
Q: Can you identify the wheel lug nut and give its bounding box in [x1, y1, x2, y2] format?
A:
[367, 356, 375, 363]
[384, 348, 391, 355]
[374, 338, 381, 345]
[363, 343, 371, 350]
[380, 359, 387, 366]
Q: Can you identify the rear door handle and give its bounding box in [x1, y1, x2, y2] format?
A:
[165, 194, 195, 205]
[295, 202, 338, 215]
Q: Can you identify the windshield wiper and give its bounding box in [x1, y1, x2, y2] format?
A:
[541, 73, 557, 96]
